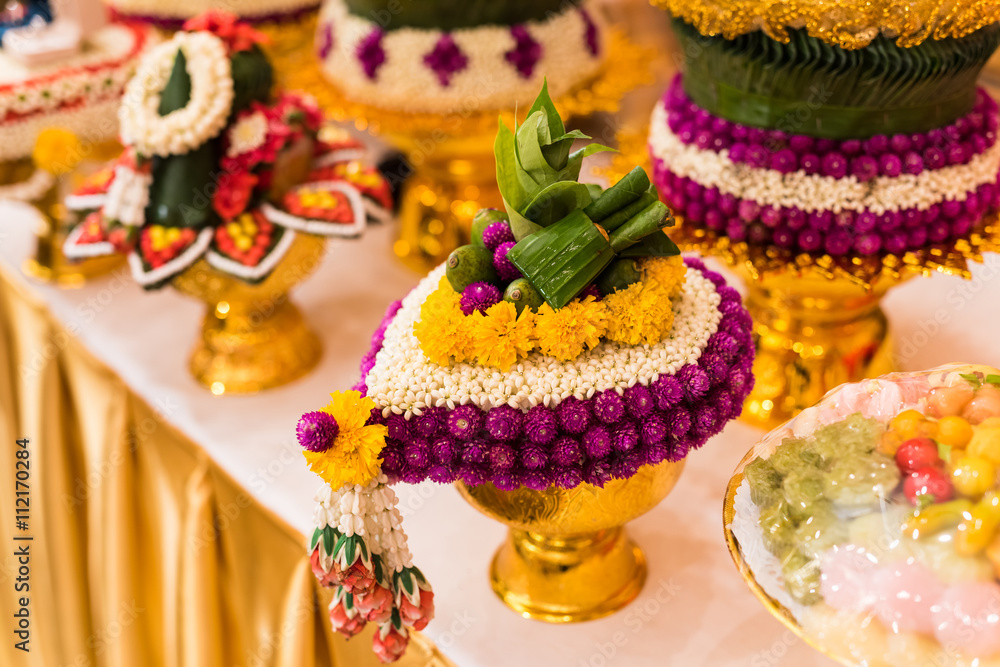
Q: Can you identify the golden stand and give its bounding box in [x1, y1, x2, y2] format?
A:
[607, 132, 1000, 430]
[171, 234, 326, 394]
[457, 460, 685, 623]
[270, 19, 652, 273]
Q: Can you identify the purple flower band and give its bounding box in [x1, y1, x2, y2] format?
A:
[356, 259, 755, 490]
[663, 75, 1000, 179]
[652, 161, 999, 256]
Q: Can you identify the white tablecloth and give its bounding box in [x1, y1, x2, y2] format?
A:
[5, 200, 1000, 667]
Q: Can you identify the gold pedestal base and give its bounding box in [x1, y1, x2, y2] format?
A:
[458, 460, 684, 623]
[392, 156, 502, 274]
[22, 213, 124, 288]
[741, 270, 899, 430]
[490, 527, 647, 623]
[172, 234, 326, 394]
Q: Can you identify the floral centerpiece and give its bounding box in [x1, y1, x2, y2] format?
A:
[298, 85, 756, 661]
[61, 11, 392, 393]
[727, 365, 1000, 666]
[63, 11, 391, 289]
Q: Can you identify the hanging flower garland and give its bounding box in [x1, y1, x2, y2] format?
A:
[298, 391, 434, 662]
[119, 31, 234, 157]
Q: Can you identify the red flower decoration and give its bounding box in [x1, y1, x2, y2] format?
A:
[354, 584, 394, 625]
[398, 590, 434, 631]
[329, 596, 367, 639]
[309, 545, 339, 588]
[372, 625, 408, 663]
[213, 171, 258, 221]
[182, 10, 269, 53]
[335, 559, 376, 597]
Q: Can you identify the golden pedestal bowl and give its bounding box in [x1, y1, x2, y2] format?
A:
[171, 233, 325, 394]
[456, 459, 685, 623]
[2, 155, 123, 288]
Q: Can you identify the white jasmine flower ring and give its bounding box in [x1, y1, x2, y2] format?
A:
[119, 32, 234, 158]
[366, 263, 723, 419]
[227, 111, 269, 157]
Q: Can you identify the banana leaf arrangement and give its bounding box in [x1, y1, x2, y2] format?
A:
[446, 83, 679, 312]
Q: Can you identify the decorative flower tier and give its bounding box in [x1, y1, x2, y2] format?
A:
[62, 12, 392, 393]
[0, 10, 153, 285]
[726, 365, 1000, 667]
[316, 0, 605, 115]
[298, 85, 755, 662]
[640, 3, 1000, 428]
[108, 0, 318, 27]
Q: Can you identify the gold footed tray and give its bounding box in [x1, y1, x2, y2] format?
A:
[171, 233, 325, 395]
[270, 20, 651, 273]
[607, 131, 1000, 430]
[457, 460, 685, 623]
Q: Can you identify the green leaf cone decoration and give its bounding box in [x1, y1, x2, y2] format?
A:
[673, 16, 1000, 138]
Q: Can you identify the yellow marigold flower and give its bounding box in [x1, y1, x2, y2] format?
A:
[32, 128, 82, 176]
[302, 390, 387, 489]
[641, 255, 686, 297]
[469, 301, 535, 371]
[414, 280, 471, 365]
[535, 297, 607, 360]
[603, 283, 645, 345]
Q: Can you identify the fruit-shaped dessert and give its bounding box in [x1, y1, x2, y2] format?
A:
[727, 365, 1000, 666]
[297, 85, 756, 661]
[63, 12, 393, 392]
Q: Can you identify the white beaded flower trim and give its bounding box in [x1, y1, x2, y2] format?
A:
[366, 262, 722, 419]
[0, 96, 122, 164]
[313, 475, 414, 574]
[648, 102, 1000, 214]
[119, 32, 234, 158]
[108, 0, 318, 23]
[317, 0, 606, 115]
[102, 164, 152, 227]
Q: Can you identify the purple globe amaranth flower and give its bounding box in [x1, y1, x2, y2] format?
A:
[610, 453, 640, 480]
[524, 407, 558, 445]
[854, 233, 882, 256]
[924, 146, 946, 169]
[447, 405, 483, 440]
[623, 385, 654, 419]
[428, 463, 457, 484]
[460, 440, 488, 465]
[550, 437, 582, 467]
[821, 153, 848, 179]
[652, 375, 684, 410]
[486, 404, 523, 441]
[667, 440, 692, 462]
[825, 229, 852, 256]
[493, 471, 521, 491]
[798, 229, 823, 252]
[641, 414, 668, 446]
[505, 25, 542, 78]
[357, 28, 386, 80]
[493, 241, 521, 281]
[413, 408, 443, 440]
[851, 155, 879, 182]
[459, 464, 487, 487]
[520, 444, 547, 469]
[489, 443, 516, 470]
[769, 149, 798, 174]
[666, 408, 692, 438]
[404, 440, 430, 469]
[460, 282, 501, 315]
[557, 397, 591, 434]
[579, 7, 599, 56]
[691, 406, 721, 440]
[592, 391, 625, 423]
[582, 425, 612, 458]
[708, 389, 735, 421]
[642, 443, 670, 466]
[582, 460, 612, 488]
[482, 221, 514, 251]
[297, 411, 339, 452]
[423, 33, 468, 86]
[679, 365, 710, 401]
[380, 449, 403, 478]
[800, 153, 821, 175]
[432, 438, 459, 464]
[522, 470, 551, 491]
[385, 413, 409, 441]
[880, 153, 902, 178]
[699, 353, 729, 385]
[611, 422, 639, 452]
[402, 468, 427, 484]
[553, 466, 583, 489]
[316, 22, 333, 60]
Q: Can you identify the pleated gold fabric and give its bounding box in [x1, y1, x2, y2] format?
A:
[0, 264, 453, 667]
